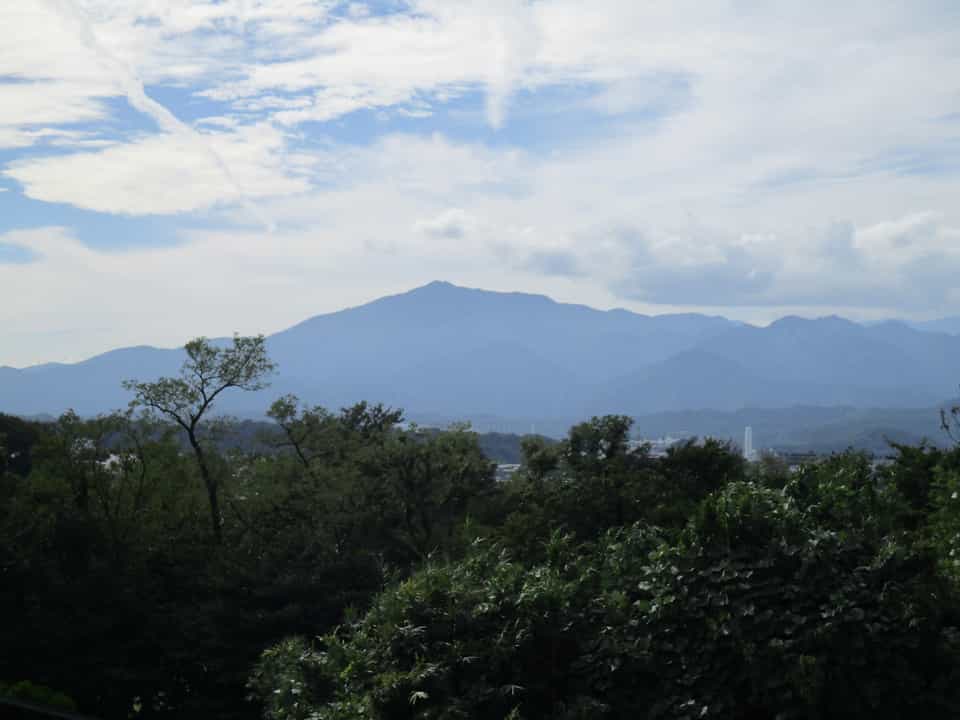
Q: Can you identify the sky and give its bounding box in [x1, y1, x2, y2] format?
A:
[1, 0, 959, 367]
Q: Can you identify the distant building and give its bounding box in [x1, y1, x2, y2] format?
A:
[743, 426, 756, 461]
[495, 463, 521, 481]
[629, 435, 685, 458]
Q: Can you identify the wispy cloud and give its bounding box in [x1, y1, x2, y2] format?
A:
[6, 122, 309, 214]
[38, 0, 278, 229]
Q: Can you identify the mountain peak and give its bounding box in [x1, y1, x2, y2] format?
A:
[394, 281, 560, 310]
[398, 280, 493, 302]
[411, 280, 458, 293]
[769, 314, 858, 331]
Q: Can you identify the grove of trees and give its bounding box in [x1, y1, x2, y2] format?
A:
[3, 337, 960, 719]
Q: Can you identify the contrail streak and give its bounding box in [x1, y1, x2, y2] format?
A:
[43, 0, 276, 231]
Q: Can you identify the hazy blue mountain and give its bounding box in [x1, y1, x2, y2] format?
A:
[2, 281, 958, 421]
[267, 281, 737, 385]
[591, 350, 821, 414]
[692, 316, 952, 407]
[0, 346, 184, 416]
[910, 317, 960, 335]
[864, 321, 959, 389]
[698, 316, 907, 387]
[871, 316, 960, 335]
[381, 342, 588, 419]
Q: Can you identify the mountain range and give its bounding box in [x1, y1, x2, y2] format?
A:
[2, 281, 958, 430]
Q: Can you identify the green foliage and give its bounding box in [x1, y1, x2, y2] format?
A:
[253, 527, 663, 720]
[0, 680, 79, 711]
[658, 480, 959, 718]
[653, 438, 747, 526]
[248, 637, 325, 720]
[690, 479, 802, 549]
[748, 449, 791, 488]
[9, 391, 960, 720]
[784, 451, 903, 540]
[1, 390, 502, 718]
[496, 416, 655, 557]
[497, 426, 748, 558]
[476, 432, 554, 465]
[884, 443, 960, 529]
[0, 412, 41, 477]
[266, 398, 495, 564]
[927, 467, 960, 585]
[253, 446, 960, 719]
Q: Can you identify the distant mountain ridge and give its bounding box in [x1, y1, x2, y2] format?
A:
[909, 317, 960, 335]
[2, 281, 958, 422]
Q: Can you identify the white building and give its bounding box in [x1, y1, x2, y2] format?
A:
[743, 426, 756, 461]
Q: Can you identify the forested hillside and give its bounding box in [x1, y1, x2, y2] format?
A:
[3, 337, 960, 718]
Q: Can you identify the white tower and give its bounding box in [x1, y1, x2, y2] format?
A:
[744, 426, 754, 461]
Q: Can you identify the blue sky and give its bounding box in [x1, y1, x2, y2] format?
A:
[1, 0, 959, 366]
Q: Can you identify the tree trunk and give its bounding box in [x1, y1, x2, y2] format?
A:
[188, 430, 222, 543]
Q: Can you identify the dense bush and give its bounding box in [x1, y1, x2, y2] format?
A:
[255, 475, 960, 719]
[0, 680, 78, 711]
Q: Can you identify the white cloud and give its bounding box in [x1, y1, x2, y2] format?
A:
[5, 123, 309, 214]
[0, 126, 110, 150]
[0, 80, 110, 128]
[241, 130, 960, 313]
[5, 1, 960, 143]
[5, 1, 959, 185]
[414, 208, 479, 240]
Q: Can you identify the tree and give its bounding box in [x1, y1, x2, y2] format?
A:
[0, 413, 41, 478]
[371, 423, 496, 561]
[267, 396, 403, 483]
[124, 335, 275, 542]
[943, 400, 960, 445]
